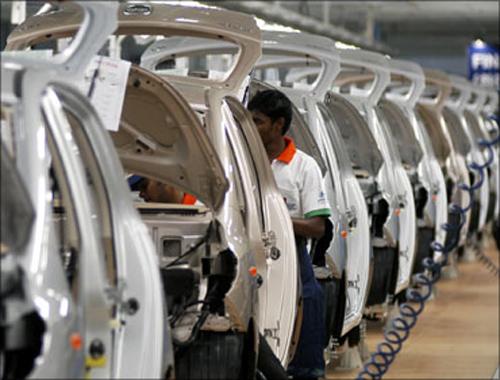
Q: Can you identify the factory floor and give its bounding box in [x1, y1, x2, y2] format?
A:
[327, 238, 499, 379]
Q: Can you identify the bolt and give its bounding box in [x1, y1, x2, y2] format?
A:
[270, 247, 281, 260]
[89, 339, 105, 359]
[125, 298, 140, 315]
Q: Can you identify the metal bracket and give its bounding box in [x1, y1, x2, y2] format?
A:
[6, 1, 118, 83]
[338, 49, 391, 107]
[385, 58, 426, 108]
[446, 75, 473, 112]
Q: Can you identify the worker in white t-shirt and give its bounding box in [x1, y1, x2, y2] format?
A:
[248, 89, 331, 380]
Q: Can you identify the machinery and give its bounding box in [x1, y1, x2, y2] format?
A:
[384, 59, 448, 276]
[334, 49, 417, 319]
[253, 31, 373, 363]
[481, 89, 500, 223]
[135, 6, 303, 369]
[481, 88, 500, 248]
[141, 29, 377, 367]
[257, 35, 424, 365]
[445, 75, 491, 260]
[417, 70, 471, 256]
[6, 2, 303, 377]
[2, 2, 497, 379]
[464, 85, 499, 230]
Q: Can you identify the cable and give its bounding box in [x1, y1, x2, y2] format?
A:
[86, 55, 103, 98]
[356, 134, 498, 380]
[172, 308, 211, 348]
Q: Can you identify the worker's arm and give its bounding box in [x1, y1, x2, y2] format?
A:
[292, 216, 326, 239]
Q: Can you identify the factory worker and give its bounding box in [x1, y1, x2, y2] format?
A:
[248, 89, 330, 380]
[128, 175, 196, 205]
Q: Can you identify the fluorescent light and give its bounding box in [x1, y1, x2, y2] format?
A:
[35, 3, 53, 16]
[128, 1, 218, 9]
[334, 41, 359, 50]
[255, 17, 301, 33]
[473, 38, 486, 47]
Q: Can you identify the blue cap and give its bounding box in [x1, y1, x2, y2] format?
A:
[127, 175, 145, 189]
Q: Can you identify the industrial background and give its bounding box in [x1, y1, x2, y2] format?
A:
[2, 1, 499, 77]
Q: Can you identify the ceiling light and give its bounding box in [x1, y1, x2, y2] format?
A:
[334, 41, 359, 50]
[255, 17, 301, 33]
[128, 1, 218, 10]
[473, 38, 486, 47]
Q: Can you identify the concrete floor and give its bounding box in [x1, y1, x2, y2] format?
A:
[327, 238, 499, 379]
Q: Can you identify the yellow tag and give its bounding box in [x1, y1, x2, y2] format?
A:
[109, 319, 120, 329]
[0, 243, 10, 255]
[86, 356, 107, 368]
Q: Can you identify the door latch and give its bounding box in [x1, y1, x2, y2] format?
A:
[345, 208, 358, 231]
[262, 231, 281, 260]
[105, 279, 140, 316]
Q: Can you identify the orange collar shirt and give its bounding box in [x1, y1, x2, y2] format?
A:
[271, 137, 331, 219]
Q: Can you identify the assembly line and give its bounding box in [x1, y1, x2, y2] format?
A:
[1, 2, 498, 379]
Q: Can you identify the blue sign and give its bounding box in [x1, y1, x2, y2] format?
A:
[467, 40, 499, 88]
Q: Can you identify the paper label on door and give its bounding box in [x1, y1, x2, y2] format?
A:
[11, 1, 26, 25]
[79, 56, 131, 132]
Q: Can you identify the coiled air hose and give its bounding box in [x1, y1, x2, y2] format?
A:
[474, 133, 500, 277]
[356, 133, 499, 380]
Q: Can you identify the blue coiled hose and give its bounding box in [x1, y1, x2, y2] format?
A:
[475, 133, 500, 276]
[356, 134, 499, 380]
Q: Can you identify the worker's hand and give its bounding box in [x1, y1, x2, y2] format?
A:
[291, 216, 326, 239]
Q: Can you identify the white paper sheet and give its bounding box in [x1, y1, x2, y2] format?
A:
[11, 1, 26, 25]
[79, 56, 131, 132]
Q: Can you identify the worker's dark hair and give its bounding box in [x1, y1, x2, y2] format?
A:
[248, 89, 293, 135]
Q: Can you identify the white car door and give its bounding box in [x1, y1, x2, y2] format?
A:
[224, 96, 299, 366]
